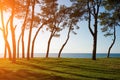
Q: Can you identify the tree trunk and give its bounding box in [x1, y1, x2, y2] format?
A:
[1, 9, 7, 59]
[17, 33, 22, 58]
[21, 0, 30, 59]
[92, 15, 98, 60]
[87, 0, 101, 60]
[92, 35, 97, 60]
[0, 8, 12, 60]
[27, 0, 35, 60]
[31, 24, 44, 58]
[11, 21, 16, 63]
[46, 33, 53, 58]
[3, 39, 12, 60]
[5, 38, 12, 60]
[107, 26, 116, 58]
[58, 25, 71, 58]
[4, 45, 7, 59]
[21, 32, 25, 58]
[10, 0, 16, 63]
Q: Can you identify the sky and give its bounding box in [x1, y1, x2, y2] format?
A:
[0, 0, 120, 55]
[56, 0, 120, 53]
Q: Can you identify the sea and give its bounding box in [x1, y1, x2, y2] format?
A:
[0, 53, 120, 58]
[34, 53, 120, 58]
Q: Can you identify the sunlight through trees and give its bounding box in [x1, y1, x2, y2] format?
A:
[0, 0, 119, 63]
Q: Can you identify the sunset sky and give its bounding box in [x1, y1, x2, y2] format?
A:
[0, 0, 119, 55]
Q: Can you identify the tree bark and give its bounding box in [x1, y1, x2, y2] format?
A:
[107, 26, 116, 58]
[92, 14, 98, 60]
[4, 45, 7, 59]
[21, 30, 25, 58]
[27, 0, 35, 60]
[10, 0, 16, 63]
[92, 0, 101, 60]
[3, 34, 12, 60]
[31, 24, 44, 58]
[0, 8, 12, 60]
[92, 32, 97, 60]
[58, 25, 71, 58]
[87, 0, 101, 60]
[46, 33, 53, 58]
[21, 0, 30, 59]
[17, 33, 22, 58]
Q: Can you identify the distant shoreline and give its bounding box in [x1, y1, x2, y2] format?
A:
[0, 53, 120, 58]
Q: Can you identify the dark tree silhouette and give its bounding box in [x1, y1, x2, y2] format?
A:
[58, 4, 85, 58]
[99, 0, 120, 58]
[58, 22, 72, 58]
[16, 0, 32, 59]
[70, 0, 102, 60]
[27, 0, 35, 60]
[107, 26, 116, 58]
[41, 0, 61, 58]
[31, 23, 45, 58]
[87, 0, 102, 60]
[30, 14, 43, 58]
[21, 0, 30, 58]
[29, 0, 42, 59]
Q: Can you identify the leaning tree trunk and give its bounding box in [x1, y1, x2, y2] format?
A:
[0, 8, 12, 60]
[46, 27, 56, 58]
[46, 33, 53, 58]
[10, 0, 17, 63]
[3, 37, 12, 60]
[107, 26, 116, 58]
[17, 33, 22, 58]
[21, 0, 30, 58]
[31, 24, 44, 58]
[58, 25, 71, 58]
[1, 8, 7, 59]
[27, 0, 35, 60]
[4, 38, 12, 60]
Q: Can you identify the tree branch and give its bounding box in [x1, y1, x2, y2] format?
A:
[14, 25, 17, 30]
[117, 23, 120, 26]
[87, 0, 94, 36]
[0, 27, 3, 32]
[6, 16, 11, 36]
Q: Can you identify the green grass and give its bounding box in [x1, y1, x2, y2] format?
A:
[0, 58, 120, 80]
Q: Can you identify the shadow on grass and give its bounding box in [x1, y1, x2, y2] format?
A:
[64, 64, 120, 75]
[0, 68, 73, 80]
[15, 61, 115, 80]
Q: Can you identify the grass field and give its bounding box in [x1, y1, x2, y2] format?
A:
[0, 58, 120, 80]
